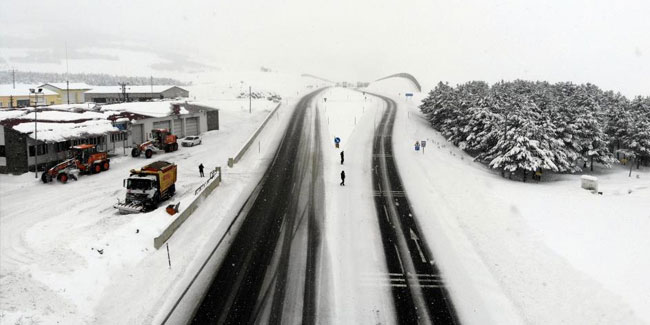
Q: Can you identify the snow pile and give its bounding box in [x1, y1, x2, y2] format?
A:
[12, 119, 118, 142]
[99, 101, 188, 118]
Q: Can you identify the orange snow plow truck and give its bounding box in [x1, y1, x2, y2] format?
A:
[131, 128, 178, 159]
[114, 161, 177, 214]
[41, 144, 110, 184]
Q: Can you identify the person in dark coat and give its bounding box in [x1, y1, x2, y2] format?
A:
[199, 163, 205, 177]
[340, 150, 344, 165]
[340, 170, 345, 186]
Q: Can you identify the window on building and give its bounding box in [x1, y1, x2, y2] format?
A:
[55, 141, 70, 152]
[17, 99, 30, 107]
[0, 145, 5, 157]
[29, 144, 48, 156]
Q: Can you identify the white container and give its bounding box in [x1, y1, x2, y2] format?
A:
[581, 175, 598, 191]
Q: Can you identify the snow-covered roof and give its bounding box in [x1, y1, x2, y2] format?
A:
[0, 109, 108, 123]
[99, 101, 189, 118]
[40, 82, 93, 90]
[13, 119, 119, 142]
[85, 85, 185, 94]
[47, 103, 99, 112]
[0, 84, 58, 96]
[0, 110, 27, 121]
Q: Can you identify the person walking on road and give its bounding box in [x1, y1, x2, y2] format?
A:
[199, 163, 205, 177]
[340, 170, 345, 186]
[340, 150, 345, 165]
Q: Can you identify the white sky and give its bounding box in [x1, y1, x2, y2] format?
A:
[1, 0, 648, 96]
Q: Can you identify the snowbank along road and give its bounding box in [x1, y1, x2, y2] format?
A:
[189, 88, 326, 324]
[370, 92, 459, 324]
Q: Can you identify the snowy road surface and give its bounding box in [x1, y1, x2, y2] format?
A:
[370, 93, 457, 323]
[188, 88, 459, 324]
[190, 88, 326, 324]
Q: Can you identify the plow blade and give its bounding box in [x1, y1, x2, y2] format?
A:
[114, 202, 144, 214]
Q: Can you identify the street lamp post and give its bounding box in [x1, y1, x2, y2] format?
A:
[30, 88, 43, 179]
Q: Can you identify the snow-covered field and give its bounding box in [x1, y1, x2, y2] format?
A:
[368, 78, 650, 324]
[0, 72, 317, 324]
[2, 74, 647, 324]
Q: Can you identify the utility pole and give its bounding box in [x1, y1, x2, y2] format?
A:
[66, 42, 70, 104]
[150, 76, 154, 100]
[249, 86, 252, 114]
[12, 68, 15, 89]
[30, 88, 42, 179]
[119, 82, 128, 102]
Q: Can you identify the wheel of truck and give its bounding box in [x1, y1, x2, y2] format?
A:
[102, 161, 110, 171]
[131, 148, 141, 157]
[57, 173, 68, 184]
[145, 149, 153, 159]
[41, 172, 51, 183]
[169, 184, 175, 196]
[93, 164, 102, 174]
[146, 192, 160, 211]
[173, 143, 178, 151]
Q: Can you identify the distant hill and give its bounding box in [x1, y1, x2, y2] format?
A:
[0, 70, 189, 86]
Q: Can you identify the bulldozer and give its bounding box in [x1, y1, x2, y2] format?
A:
[114, 160, 177, 213]
[131, 128, 178, 159]
[41, 144, 110, 184]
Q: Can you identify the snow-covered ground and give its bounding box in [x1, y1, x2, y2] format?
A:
[316, 88, 396, 324]
[0, 72, 316, 324]
[367, 77, 650, 324]
[3, 73, 647, 324]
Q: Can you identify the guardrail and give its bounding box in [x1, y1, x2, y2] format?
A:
[194, 168, 220, 195]
[154, 166, 222, 249]
[228, 102, 282, 167]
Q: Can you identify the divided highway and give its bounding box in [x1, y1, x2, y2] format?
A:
[370, 93, 459, 324]
[166, 89, 459, 324]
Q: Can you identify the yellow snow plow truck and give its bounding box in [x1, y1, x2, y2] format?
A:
[114, 161, 177, 214]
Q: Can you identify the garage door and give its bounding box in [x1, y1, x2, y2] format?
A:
[185, 117, 199, 136]
[172, 119, 183, 136]
[153, 120, 172, 131]
[131, 124, 144, 145]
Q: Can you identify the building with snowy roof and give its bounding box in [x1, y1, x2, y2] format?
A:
[0, 101, 218, 174]
[0, 84, 60, 108]
[40, 82, 92, 105]
[84, 85, 189, 104]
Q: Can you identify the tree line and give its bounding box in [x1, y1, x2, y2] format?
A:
[0, 70, 188, 86]
[419, 80, 650, 180]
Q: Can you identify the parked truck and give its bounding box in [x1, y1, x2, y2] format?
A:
[41, 144, 110, 184]
[131, 128, 179, 159]
[114, 160, 177, 214]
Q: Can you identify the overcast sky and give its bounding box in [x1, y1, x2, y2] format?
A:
[1, 0, 648, 96]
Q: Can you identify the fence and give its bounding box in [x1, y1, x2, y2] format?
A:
[153, 166, 222, 249]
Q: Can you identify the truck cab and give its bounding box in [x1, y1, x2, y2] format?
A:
[124, 174, 159, 209]
[115, 161, 177, 213]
